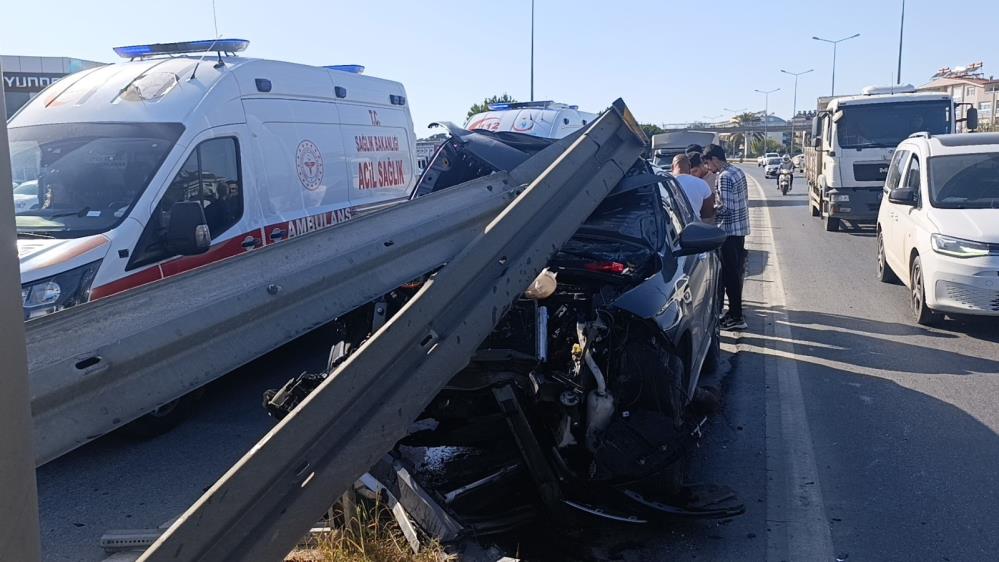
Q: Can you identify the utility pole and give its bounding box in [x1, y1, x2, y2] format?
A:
[0, 68, 42, 562]
[897, 0, 906, 84]
[813, 33, 860, 95]
[530, 0, 535, 101]
[755, 88, 780, 154]
[781, 69, 814, 154]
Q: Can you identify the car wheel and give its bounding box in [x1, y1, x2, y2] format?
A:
[824, 214, 840, 232]
[910, 256, 937, 325]
[876, 231, 900, 284]
[121, 390, 203, 438]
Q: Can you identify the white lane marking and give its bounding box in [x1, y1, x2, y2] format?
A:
[742, 172, 836, 561]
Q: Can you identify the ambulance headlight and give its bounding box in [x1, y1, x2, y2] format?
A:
[22, 260, 102, 320]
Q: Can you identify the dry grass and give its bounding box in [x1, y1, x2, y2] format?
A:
[286, 498, 454, 562]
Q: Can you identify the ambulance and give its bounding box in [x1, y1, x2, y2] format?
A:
[464, 100, 597, 139]
[10, 39, 418, 320]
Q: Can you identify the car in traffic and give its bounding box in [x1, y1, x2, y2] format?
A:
[876, 132, 999, 324]
[757, 151, 779, 167]
[270, 122, 742, 530]
[792, 154, 805, 170]
[763, 157, 783, 178]
[12, 38, 418, 320]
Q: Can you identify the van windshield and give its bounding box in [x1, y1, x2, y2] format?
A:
[10, 122, 184, 239]
[836, 100, 951, 149]
[928, 153, 999, 209]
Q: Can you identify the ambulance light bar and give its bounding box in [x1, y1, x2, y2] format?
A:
[324, 65, 365, 74]
[488, 100, 577, 111]
[113, 39, 250, 59]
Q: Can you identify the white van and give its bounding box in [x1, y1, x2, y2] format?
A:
[11, 39, 418, 319]
[464, 101, 597, 139]
[876, 132, 999, 324]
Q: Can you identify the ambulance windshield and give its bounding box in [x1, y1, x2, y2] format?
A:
[10, 122, 184, 238]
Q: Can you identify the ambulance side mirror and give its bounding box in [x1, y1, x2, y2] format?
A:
[165, 201, 211, 255]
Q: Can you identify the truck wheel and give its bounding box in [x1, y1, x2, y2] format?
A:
[877, 232, 900, 284]
[810, 203, 820, 217]
[910, 256, 938, 326]
[824, 214, 840, 232]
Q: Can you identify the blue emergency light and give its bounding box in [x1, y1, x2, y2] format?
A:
[487, 100, 557, 111]
[113, 39, 250, 59]
[324, 65, 365, 74]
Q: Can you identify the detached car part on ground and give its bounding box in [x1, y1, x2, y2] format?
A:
[265, 123, 743, 544]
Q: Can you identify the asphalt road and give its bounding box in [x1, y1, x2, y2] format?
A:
[35, 163, 999, 561]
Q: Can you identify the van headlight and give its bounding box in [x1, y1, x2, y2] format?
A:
[930, 234, 989, 258]
[21, 260, 101, 320]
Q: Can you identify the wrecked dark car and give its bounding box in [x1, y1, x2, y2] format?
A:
[265, 123, 741, 542]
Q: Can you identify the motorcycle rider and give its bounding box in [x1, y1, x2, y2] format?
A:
[777, 155, 794, 190]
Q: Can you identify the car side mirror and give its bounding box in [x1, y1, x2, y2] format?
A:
[164, 201, 211, 255]
[888, 187, 917, 206]
[675, 223, 727, 256]
[966, 107, 979, 131]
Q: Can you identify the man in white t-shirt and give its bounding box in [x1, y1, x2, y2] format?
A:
[671, 154, 715, 221]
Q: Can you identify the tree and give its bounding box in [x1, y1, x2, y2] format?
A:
[639, 123, 665, 138]
[467, 94, 518, 119]
[734, 112, 761, 124]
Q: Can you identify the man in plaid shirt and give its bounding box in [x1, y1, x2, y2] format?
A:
[703, 144, 749, 330]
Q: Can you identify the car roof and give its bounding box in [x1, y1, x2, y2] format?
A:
[901, 133, 999, 157]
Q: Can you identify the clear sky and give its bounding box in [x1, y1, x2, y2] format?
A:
[3, 0, 997, 136]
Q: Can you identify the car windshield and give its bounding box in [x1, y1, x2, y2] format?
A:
[836, 100, 951, 149]
[928, 152, 999, 209]
[767, 158, 782, 165]
[10, 122, 184, 239]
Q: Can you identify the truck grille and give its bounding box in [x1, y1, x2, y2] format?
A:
[937, 280, 999, 312]
[853, 162, 890, 182]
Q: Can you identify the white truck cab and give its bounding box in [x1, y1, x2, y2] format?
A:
[464, 101, 597, 139]
[12, 39, 418, 319]
[876, 132, 999, 324]
[806, 85, 956, 232]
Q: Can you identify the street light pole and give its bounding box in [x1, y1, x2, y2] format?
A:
[530, 0, 535, 101]
[781, 69, 814, 154]
[897, 0, 906, 84]
[755, 88, 780, 155]
[813, 33, 860, 96]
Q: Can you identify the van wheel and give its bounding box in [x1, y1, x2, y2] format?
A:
[122, 391, 203, 438]
[824, 214, 840, 232]
[877, 232, 900, 284]
[910, 256, 937, 326]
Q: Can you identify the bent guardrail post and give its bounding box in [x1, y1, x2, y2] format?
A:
[0, 76, 42, 562]
[139, 99, 646, 562]
[28, 169, 522, 465]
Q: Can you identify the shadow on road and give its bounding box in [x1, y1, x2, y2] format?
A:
[749, 197, 807, 208]
[732, 305, 998, 376]
[717, 302, 999, 560]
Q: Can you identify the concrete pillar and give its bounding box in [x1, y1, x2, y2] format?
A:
[0, 67, 42, 562]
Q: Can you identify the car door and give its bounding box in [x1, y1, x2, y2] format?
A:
[658, 179, 711, 376]
[881, 149, 910, 273]
[895, 153, 923, 283]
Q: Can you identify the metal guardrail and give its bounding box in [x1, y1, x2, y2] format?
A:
[136, 99, 646, 561]
[27, 169, 523, 466]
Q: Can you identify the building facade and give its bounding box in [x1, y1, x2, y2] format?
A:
[2, 55, 105, 118]
[917, 64, 999, 132]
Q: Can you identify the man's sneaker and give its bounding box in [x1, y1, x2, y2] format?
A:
[720, 316, 748, 331]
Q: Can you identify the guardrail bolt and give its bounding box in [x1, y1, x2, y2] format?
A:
[267, 284, 281, 295]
